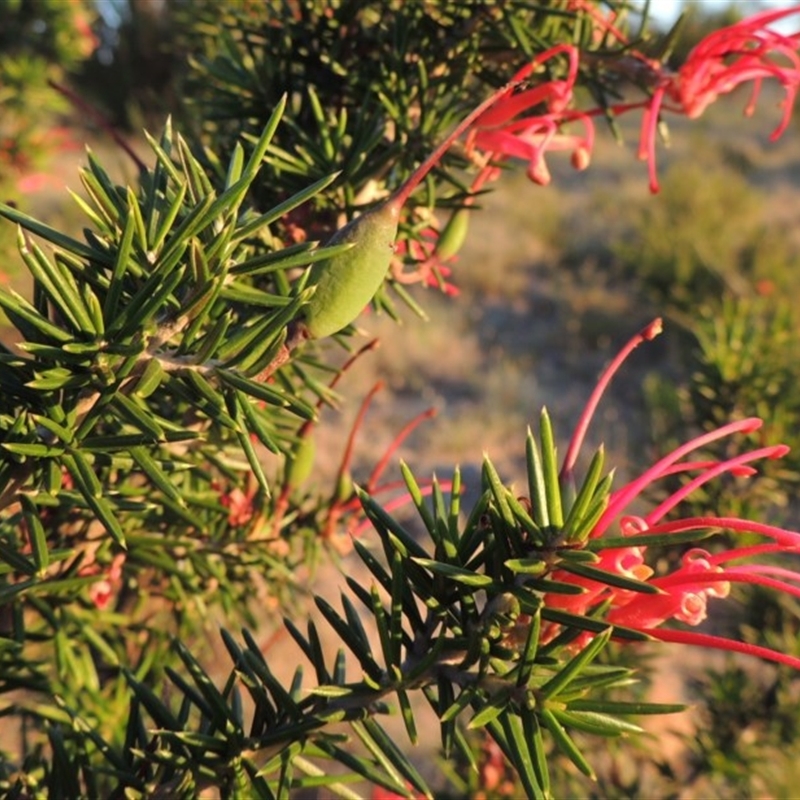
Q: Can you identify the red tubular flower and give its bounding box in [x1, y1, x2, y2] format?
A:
[464, 8, 800, 193]
[640, 7, 800, 192]
[670, 7, 800, 124]
[466, 44, 595, 186]
[545, 318, 800, 670]
[391, 222, 461, 296]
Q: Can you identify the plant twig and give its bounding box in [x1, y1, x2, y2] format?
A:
[47, 79, 147, 172]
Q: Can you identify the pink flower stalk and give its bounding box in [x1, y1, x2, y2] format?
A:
[561, 318, 662, 484]
[544, 318, 800, 671]
[324, 382, 445, 541]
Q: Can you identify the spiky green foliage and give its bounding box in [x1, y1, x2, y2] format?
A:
[2, 2, 795, 797]
[0, 424, 684, 797]
[0, 105, 362, 748]
[173, 0, 655, 315]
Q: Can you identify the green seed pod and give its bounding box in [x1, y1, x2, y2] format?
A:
[303, 202, 399, 338]
[285, 435, 316, 488]
[334, 469, 354, 503]
[435, 207, 471, 262]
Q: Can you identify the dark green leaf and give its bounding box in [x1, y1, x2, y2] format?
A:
[469, 700, 508, 730]
[314, 597, 383, 683]
[19, 495, 49, 574]
[128, 446, 187, 506]
[540, 707, 595, 779]
[62, 452, 126, 547]
[111, 393, 165, 441]
[561, 446, 606, 542]
[538, 409, 563, 527]
[557, 561, 662, 595]
[0, 202, 111, 263]
[358, 719, 432, 800]
[569, 699, 686, 715]
[553, 708, 643, 736]
[541, 608, 651, 642]
[504, 558, 548, 576]
[216, 369, 315, 421]
[526, 427, 549, 529]
[539, 628, 612, 700]
[411, 558, 494, 587]
[0, 288, 72, 344]
[233, 171, 341, 242]
[501, 710, 547, 800]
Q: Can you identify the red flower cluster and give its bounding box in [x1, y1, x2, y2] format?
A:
[464, 6, 800, 193]
[644, 6, 800, 191]
[544, 319, 800, 670]
[307, 7, 800, 302]
[466, 44, 594, 187]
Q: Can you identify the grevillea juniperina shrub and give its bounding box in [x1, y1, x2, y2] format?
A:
[2, 3, 800, 796]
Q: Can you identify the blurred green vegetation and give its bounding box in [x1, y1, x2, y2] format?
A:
[614, 157, 798, 307]
[0, 0, 96, 174]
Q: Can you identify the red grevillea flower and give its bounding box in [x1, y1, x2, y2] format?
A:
[462, 7, 800, 193]
[391, 222, 461, 296]
[669, 7, 800, 124]
[547, 318, 800, 671]
[639, 6, 800, 192]
[466, 44, 594, 186]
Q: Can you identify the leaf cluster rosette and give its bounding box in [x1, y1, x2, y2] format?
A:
[0, 102, 365, 681]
